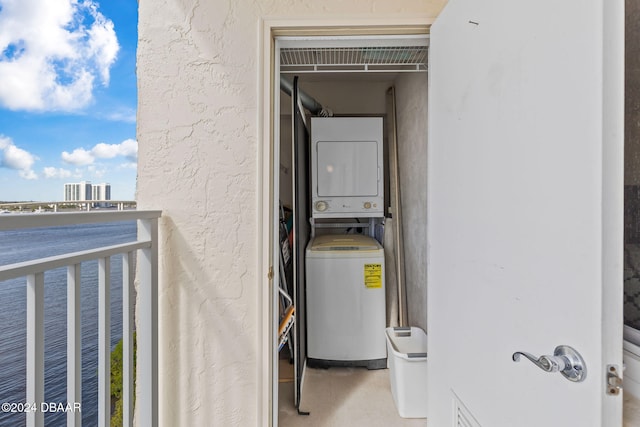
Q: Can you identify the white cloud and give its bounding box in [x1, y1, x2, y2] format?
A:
[87, 164, 106, 178]
[118, 162, 137, 170]
[43, 166, 72, 179]
[0, 0, 119, 112]
[62, 139, 138, 166]
[61, 147, 94, 166]
[20, 169, 38, 180]
[86, 8, 119, 84]
[104, 108, 136, 123]
[92, 138, 137, 160]
[0, 135, 38, 179]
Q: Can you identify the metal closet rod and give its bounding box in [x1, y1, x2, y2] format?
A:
[280, 76, 329, 116]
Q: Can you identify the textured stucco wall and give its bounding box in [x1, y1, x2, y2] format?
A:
[136, 1, 445, 425]
[394, 73, 429, 332]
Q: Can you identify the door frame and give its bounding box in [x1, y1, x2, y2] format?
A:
[258, 17, 434, 426]
[601, 0, 625, 423]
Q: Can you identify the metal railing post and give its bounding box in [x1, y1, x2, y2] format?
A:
[67, 264, 82, 427]
[123, 251, 135, 427]
[137, 217, 158, 427]
[98, 257, 111, 427]
[26, 273, 44, 427]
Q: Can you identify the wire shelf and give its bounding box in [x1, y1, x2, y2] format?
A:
[280, 46, 428, 73]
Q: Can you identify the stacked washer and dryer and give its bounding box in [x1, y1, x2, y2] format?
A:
[305, 117, 387, 370]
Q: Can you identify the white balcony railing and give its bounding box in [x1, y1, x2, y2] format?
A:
[0, 210, 161, 427]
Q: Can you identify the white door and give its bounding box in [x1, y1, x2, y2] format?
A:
[427, 0, 624, 426]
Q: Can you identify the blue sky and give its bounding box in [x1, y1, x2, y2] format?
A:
[0, 0, 138, 201]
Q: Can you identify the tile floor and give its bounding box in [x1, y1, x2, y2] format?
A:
[278, 362, 640, 426]
[279, 366, 425, 427]
[624, 393, 640, 427]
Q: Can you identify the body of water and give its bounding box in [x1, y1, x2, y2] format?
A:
[0, 221, 137, 427]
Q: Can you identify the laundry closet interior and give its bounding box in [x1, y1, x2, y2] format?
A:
[273, 35, 429, 424]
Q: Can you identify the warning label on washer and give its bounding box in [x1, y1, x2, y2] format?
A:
[364, 264, 382, 288]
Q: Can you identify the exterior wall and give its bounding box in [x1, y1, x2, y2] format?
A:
[394, 72, 429, 332]
[136, 1, 446, 425]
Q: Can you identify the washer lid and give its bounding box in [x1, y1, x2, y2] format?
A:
[309, 234, 381, 251]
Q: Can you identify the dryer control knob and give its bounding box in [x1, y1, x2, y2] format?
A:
[315, 201, 328, 212]
[364, 202, 372, 209]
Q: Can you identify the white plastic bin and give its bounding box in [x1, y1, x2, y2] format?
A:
[385, 327, 428, 418]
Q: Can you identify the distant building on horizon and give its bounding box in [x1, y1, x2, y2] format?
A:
[64, 181, 111, 206]
[92, 183, 111, 202]
[64, 181, 92, 202]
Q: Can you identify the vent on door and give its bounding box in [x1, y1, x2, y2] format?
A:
[279, 36, 429, 74]
[453, 391, 482, 427]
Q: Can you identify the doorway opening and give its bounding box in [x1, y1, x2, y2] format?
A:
[261, 7, 640, 426]
[270, 32, 429, 426]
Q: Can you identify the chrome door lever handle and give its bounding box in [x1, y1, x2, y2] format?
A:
[512, 345, 587, 382]
[512, 351, 566, 372]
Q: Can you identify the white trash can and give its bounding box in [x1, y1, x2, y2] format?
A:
[385, 327, 428, 418]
